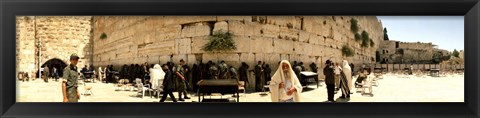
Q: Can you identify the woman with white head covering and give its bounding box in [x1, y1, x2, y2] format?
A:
[149, 64, 165, 90]
[269, 60, 303, 102]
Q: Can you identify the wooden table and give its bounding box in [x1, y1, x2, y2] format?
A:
[197, 79, 239, 102]
[300, 71, 319, 88]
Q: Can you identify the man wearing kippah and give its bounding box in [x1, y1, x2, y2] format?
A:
[62, 53, 80, 102]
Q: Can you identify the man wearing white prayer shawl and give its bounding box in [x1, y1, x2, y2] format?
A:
[149, 64, 165, 90]
[269, 60, 303, 102]
[342, 60, 353, 92]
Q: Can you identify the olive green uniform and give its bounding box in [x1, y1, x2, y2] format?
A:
[175, 65, 187, 92]
[63, 64, 79, 102]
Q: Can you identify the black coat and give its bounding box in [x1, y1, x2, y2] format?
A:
[163, 70, 176, 91]
[323, 65, 335, 84]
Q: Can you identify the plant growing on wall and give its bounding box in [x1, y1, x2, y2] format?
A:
[361, 30, 370, 48]
[341, 45, 355, 57]
[100, 32, 107, 40]
[350, 18, 359, 33]
[202, 30, 237, 52]
[354, 32, 361, 41]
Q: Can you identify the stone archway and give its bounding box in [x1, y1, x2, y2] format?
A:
[37, 58, 68, 77]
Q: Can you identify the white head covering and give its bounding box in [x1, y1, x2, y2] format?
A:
[150, 64, 165, 89]
[269, 60, 303, 102]
[342, 60, 352, 89]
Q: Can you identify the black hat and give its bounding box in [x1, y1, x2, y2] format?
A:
[325, 60, 331, 64]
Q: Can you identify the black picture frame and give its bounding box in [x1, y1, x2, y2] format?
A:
[1, 0, 478, 118]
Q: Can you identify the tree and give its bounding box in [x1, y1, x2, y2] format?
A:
[453, 49, 460, 58]
[383, 27, 389, 41]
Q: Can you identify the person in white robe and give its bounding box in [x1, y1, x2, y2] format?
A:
[149, 64, 165, 90]
[269, 60, 303, 102]
[342, 60, 353, 92]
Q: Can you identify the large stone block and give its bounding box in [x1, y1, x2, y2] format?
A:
[261, 24, 280, 38]
[298, 31, 310, 43]
[156, 25, 182, 41]
[217, 16, 252, 22]
[273, 39, 294, 54]
[191, 36, 209, 54]
[213, 21, 228, 33]
[181, 23, 211, 38]
[228, 20, 245, 36]
[233, 36, 251, 53]
[251, 37, 273, 53]
[244, 21, 262, 37]
[279, 26, 299, 41]
[175, 38, 192, 54]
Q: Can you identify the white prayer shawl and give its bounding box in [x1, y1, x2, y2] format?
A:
[149, 64, 165, 89]
[269, 60, 303, 102]
[342, 60, 352, 90]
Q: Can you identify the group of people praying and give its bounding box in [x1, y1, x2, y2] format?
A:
[95, 58, 370, 103]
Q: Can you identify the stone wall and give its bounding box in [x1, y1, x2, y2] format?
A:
[378, 40, 446, 64]
[92, 16, 384, 73]
[16, 16, 94, 75]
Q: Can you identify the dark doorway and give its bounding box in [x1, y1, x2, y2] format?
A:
[395, 42, 399, 48]
[37, 58, 67, 78]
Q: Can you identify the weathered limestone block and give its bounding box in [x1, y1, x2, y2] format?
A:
[156, 25, 182, 41]
[213, 21, 228, 33]
[298, 31, 310, 43]
[217, 16, 252, 22]
[228, 21, 245, 36]
[175, 38, 192, 54]
[163, 16, 216, 26]
[191, 36, 209, 54]
[251, 37, 273, 53]
[180, 24, 196, 38]
[254, 53, 265, 62]
[233, 36, 251, 53]
[279, 26, 299, 41]
[261, 24, 280, 38]
[216, 53, 240, 62]
[244, 21, 262, 37]
[265, 16, 298, 28]
[239, 53, 255, 65]
[293, 42, 306, 55]
[273, 39, 294, 54]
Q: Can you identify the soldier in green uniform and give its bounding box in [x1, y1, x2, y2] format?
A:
[175, 59, 190, 101]
[209, 63, 219, 80]
[62, 53, 80, 102]
[218, 61, 228, 79]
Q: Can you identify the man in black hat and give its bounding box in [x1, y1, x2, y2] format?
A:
[323, 59, 335, 102]
[62, 53, 80, 102]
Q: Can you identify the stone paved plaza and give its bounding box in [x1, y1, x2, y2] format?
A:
[17, 73, 464, 102]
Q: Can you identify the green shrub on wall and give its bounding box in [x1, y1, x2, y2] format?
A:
[100, 32, 107, 40]
[354, 32, 361, 41]
[341, 45, 355, 57]
[361, 31, 370, 48]
[350, 18, 359, 33]
[202, 30, 237, 52]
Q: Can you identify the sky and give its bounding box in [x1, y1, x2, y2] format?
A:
[376, 16, 464, 52]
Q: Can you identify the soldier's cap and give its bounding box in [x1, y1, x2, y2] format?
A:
[70, 53, 79, 60]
